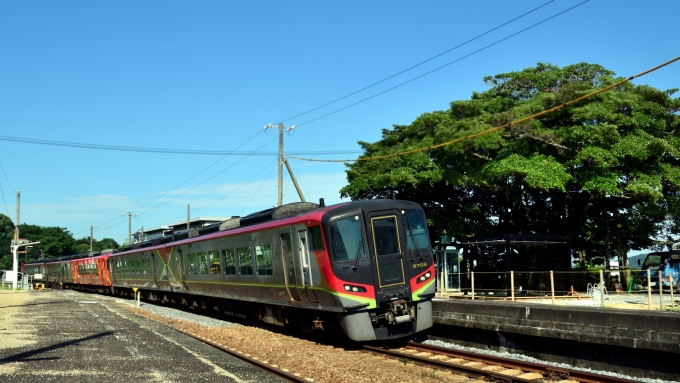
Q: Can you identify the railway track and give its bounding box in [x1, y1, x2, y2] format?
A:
[170, 326, 313, 383]
[363, 342, 639, 383]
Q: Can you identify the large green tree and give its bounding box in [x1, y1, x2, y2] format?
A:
[341, 62, 680, 271]
[0, 214, 15, 270]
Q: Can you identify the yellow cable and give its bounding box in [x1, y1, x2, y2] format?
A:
[286, 55, 680, 163]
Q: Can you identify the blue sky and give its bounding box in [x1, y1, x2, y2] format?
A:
[1, 1, 679, 247]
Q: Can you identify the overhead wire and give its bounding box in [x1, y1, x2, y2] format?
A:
[136, 136, 278, 217]
[295, 0, 590, 128]
[285, 55, 680, 163]
[89, 130, 277, 236]
[0, 162, 15, 192]
[0, 133, 359, 156]
[238, 162, 278, 216]
[0, 182, 11, 219]
[277, 0, 556, 123]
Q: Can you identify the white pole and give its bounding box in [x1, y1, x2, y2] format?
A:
[471, 271, 475, 300]
[647, 269, 652, 310]
[550, 270, 555, 305]
[669, 275, 675, 308]
[12, 243, 18, 290]
[510, 271, 515, 302]
[599, 269, 605, 307]
[659, 272, 664, 311]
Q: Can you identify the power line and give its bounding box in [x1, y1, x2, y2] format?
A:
[277, 0, 555, 123]
[0, 182, 10, 219]
[286, 55, 680, 163]
[296, 0, 590, 127]
[239, 162, 278, 216]
[136, 136, 278, 216]
[0, 162, 15, 192]
[161, 159, 277, 223]
[0, 133, 360, 156]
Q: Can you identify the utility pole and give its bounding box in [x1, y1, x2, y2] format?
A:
[89, 225, 98, 253]
[187, 204, 190, 230]
[14, 190, 20, 245]
[121, 212, 138, 245]
[264, 123, 303, 206]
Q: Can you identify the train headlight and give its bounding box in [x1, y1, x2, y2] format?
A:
[417, 271, 432, 283]
[343, 284, 367, 293]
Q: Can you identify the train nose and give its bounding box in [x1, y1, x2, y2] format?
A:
[385, 299, 416, 325]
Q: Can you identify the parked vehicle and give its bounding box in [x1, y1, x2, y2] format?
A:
[639, 245, 680, 292]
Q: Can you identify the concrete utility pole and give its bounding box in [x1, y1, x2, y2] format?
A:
[187, 204, 190, 230]
[122, 212, 138, 245]
[12, 240, 39, 290]
[264, 123, 305, 206]
[14, 190, 20, 244]
[89, 225, 98, 253]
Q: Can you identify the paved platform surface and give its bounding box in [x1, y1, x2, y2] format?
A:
[0, 290, 283, 382]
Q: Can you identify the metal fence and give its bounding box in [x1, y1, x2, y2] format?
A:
[436, 268, 678, 310]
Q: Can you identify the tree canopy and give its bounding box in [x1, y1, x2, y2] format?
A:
[0, 215, 119, 270]
[341, 62, 680, 267]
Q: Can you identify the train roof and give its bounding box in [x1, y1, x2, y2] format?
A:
[26, 199, 425, 263]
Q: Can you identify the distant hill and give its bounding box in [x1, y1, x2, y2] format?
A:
[627, 253, 649, 270]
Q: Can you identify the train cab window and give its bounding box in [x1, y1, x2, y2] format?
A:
[223, 249, 236, 275]
[371, 216, 401, 256]
[209, 251, 220, 274]
[403, 210, 430, 250]
[237, 247, 253, 275]
[187, 253, 197, 274]
[329, 216, 365, 263]
[254, 245, 273, 275]
[308, 226, 324, 251]
[197, 252, 208, 274]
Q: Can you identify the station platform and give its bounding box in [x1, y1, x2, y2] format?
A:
[0, 290, 283, 383]
[430, 297, 680, 381]
[432, 297, 680, 352]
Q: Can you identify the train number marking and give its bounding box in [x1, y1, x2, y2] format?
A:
[413, 262, 427, 268]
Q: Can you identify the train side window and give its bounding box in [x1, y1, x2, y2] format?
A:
[308, 226, 324, 251]
[197, 252, 208, 274]
[209, 251, 221, 274]
[223, 249, 236, 275]
[135, 260, 141, 274]
[255, 245, 273, 275]
[187, 253, 197, 274]
[237, 247, 253, 275]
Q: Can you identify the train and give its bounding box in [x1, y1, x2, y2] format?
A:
[24, 199, 435, 341]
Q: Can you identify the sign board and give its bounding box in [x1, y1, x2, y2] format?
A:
[4, 270, 16, 282]
[441, 235, 450, 245]
[34, 273, 43, 279]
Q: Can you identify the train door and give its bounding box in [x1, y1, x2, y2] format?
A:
[279, 228, 302, 304]
[168, 246, 187, 291]
[296, 229, 318, 303]
[366, 211, 407, 290]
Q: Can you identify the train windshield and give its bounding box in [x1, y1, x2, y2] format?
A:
[404, 210, 430, 250]
[329, 216, 365, 263]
